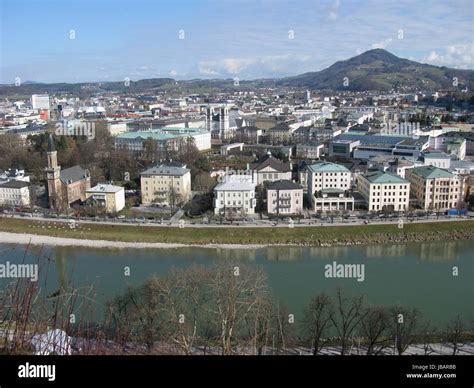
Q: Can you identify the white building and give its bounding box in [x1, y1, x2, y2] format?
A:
[357, 171, 410, 212]
[249, 153, 292, 186]
[31, 94, 50, 110]
[0, 180, 31, 207]
[266, 180, 303, 215]
[214, 175, 256, 216]
[85, 184, 125, 213]
[306, 162, 354, 211]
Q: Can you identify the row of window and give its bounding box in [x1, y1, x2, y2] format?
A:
[220, 200, 251, 206]
[218, 192, 252, 198]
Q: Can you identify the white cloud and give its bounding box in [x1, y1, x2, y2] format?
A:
[371, 38, 393, 50]
[422, 44, 474, 68]
[169, 69, 178, 76]
[198, 66, 220, 76]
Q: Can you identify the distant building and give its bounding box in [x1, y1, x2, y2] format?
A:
[266, 180, 303, 215]
[45, 134, 91, 210]
[0, 169, 30, 185]
[0, 180, 31, 207]
[31, 94, 50, 110]
[405, 166, 464, 211]
[422, 150, 451, 169]
[115, 127, 211, 152]
[140, 163, 191, 206]
[357, 171, 410, 212]
[86, 184, 125, 213]
[295, 142, 324, 160]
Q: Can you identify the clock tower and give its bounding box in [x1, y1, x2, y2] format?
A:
[45, 134, 62, 209]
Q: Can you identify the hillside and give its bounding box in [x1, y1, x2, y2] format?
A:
[276, 49, 474, 91]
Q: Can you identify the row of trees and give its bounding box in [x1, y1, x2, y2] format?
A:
[0, 123, 212, 189]
[107, 264, 472, 355]
[1, 259, 470, 355]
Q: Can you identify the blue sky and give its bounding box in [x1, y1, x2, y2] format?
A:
[1, 0, 473, 83]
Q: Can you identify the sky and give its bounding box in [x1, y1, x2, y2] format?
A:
[0, 0, 473, 83]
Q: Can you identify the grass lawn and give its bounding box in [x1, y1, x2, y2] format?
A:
[0, 217, 473, 245]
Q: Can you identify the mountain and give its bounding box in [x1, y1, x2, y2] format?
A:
[1, 49, 473, 96]
[0, 78, 176, 97]
[276, 49, 474, 91]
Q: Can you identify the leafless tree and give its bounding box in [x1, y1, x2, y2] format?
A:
[302, 293, 333, 355]
[359, 306, 391, 355]
[329, 288, 366, 355]
[419, 320, 437, 355]
[444, 315, 467, 355]
[389, 305, 420, 355]
[208, 263, 269, 355]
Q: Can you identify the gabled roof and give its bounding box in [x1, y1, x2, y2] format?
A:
[249, 154, 291, 172]
[60, 166, 89, 184]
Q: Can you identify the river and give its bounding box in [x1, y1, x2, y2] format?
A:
[0, 240, 472, 327]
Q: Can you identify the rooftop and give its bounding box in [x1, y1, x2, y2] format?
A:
[0, 180, 30, 189]
[267, 180, 303, 190]
[409, 166, 454, 179]
[362, 170, 408, 184]
[60, 166, 89, 184]
[141, 164, 190, 177]
[86, 184, 124, 194]
[308, 161, 350, 173]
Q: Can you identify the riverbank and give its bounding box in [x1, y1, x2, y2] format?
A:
[0, 217, 473, 248]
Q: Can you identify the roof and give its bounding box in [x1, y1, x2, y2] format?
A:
[0, 180, 30, 189]
[116, 127, 208, 141]
[47, 133, 56, 152]
[267, 180, 303, 190]
[422, 151, 450, 159]
[60, 166, 89, 184]
[321, 188, 345, 194]
[362, 170, 408, 184]
[308, 161, 350, 173]
[249, 154, 291, 172]
[86, 184, 124, 194]
[409, 166, 454, 179]
[214, 179, 255, 192]
[335, 133, 411, 146]
[141, 164, 190, 177]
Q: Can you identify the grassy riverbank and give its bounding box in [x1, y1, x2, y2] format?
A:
[0, 217, 473, 246]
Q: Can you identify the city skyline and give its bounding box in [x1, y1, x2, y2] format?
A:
[1, 0, 473, 84]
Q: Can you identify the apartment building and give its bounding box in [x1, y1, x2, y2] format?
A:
[306, 161, 353, 211]
[249, 153, 292, 186]
[214, 176, 256, 216]
[140, 163, 191, 206]
[0, 180, 31, 207]
[86, 184, 125, 213]
[266, 180, 303, 215]
[405, 166, 464, 211]
[357, 171, 410, 212]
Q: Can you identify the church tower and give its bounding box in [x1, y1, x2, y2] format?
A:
[45, 134, 62, 209]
